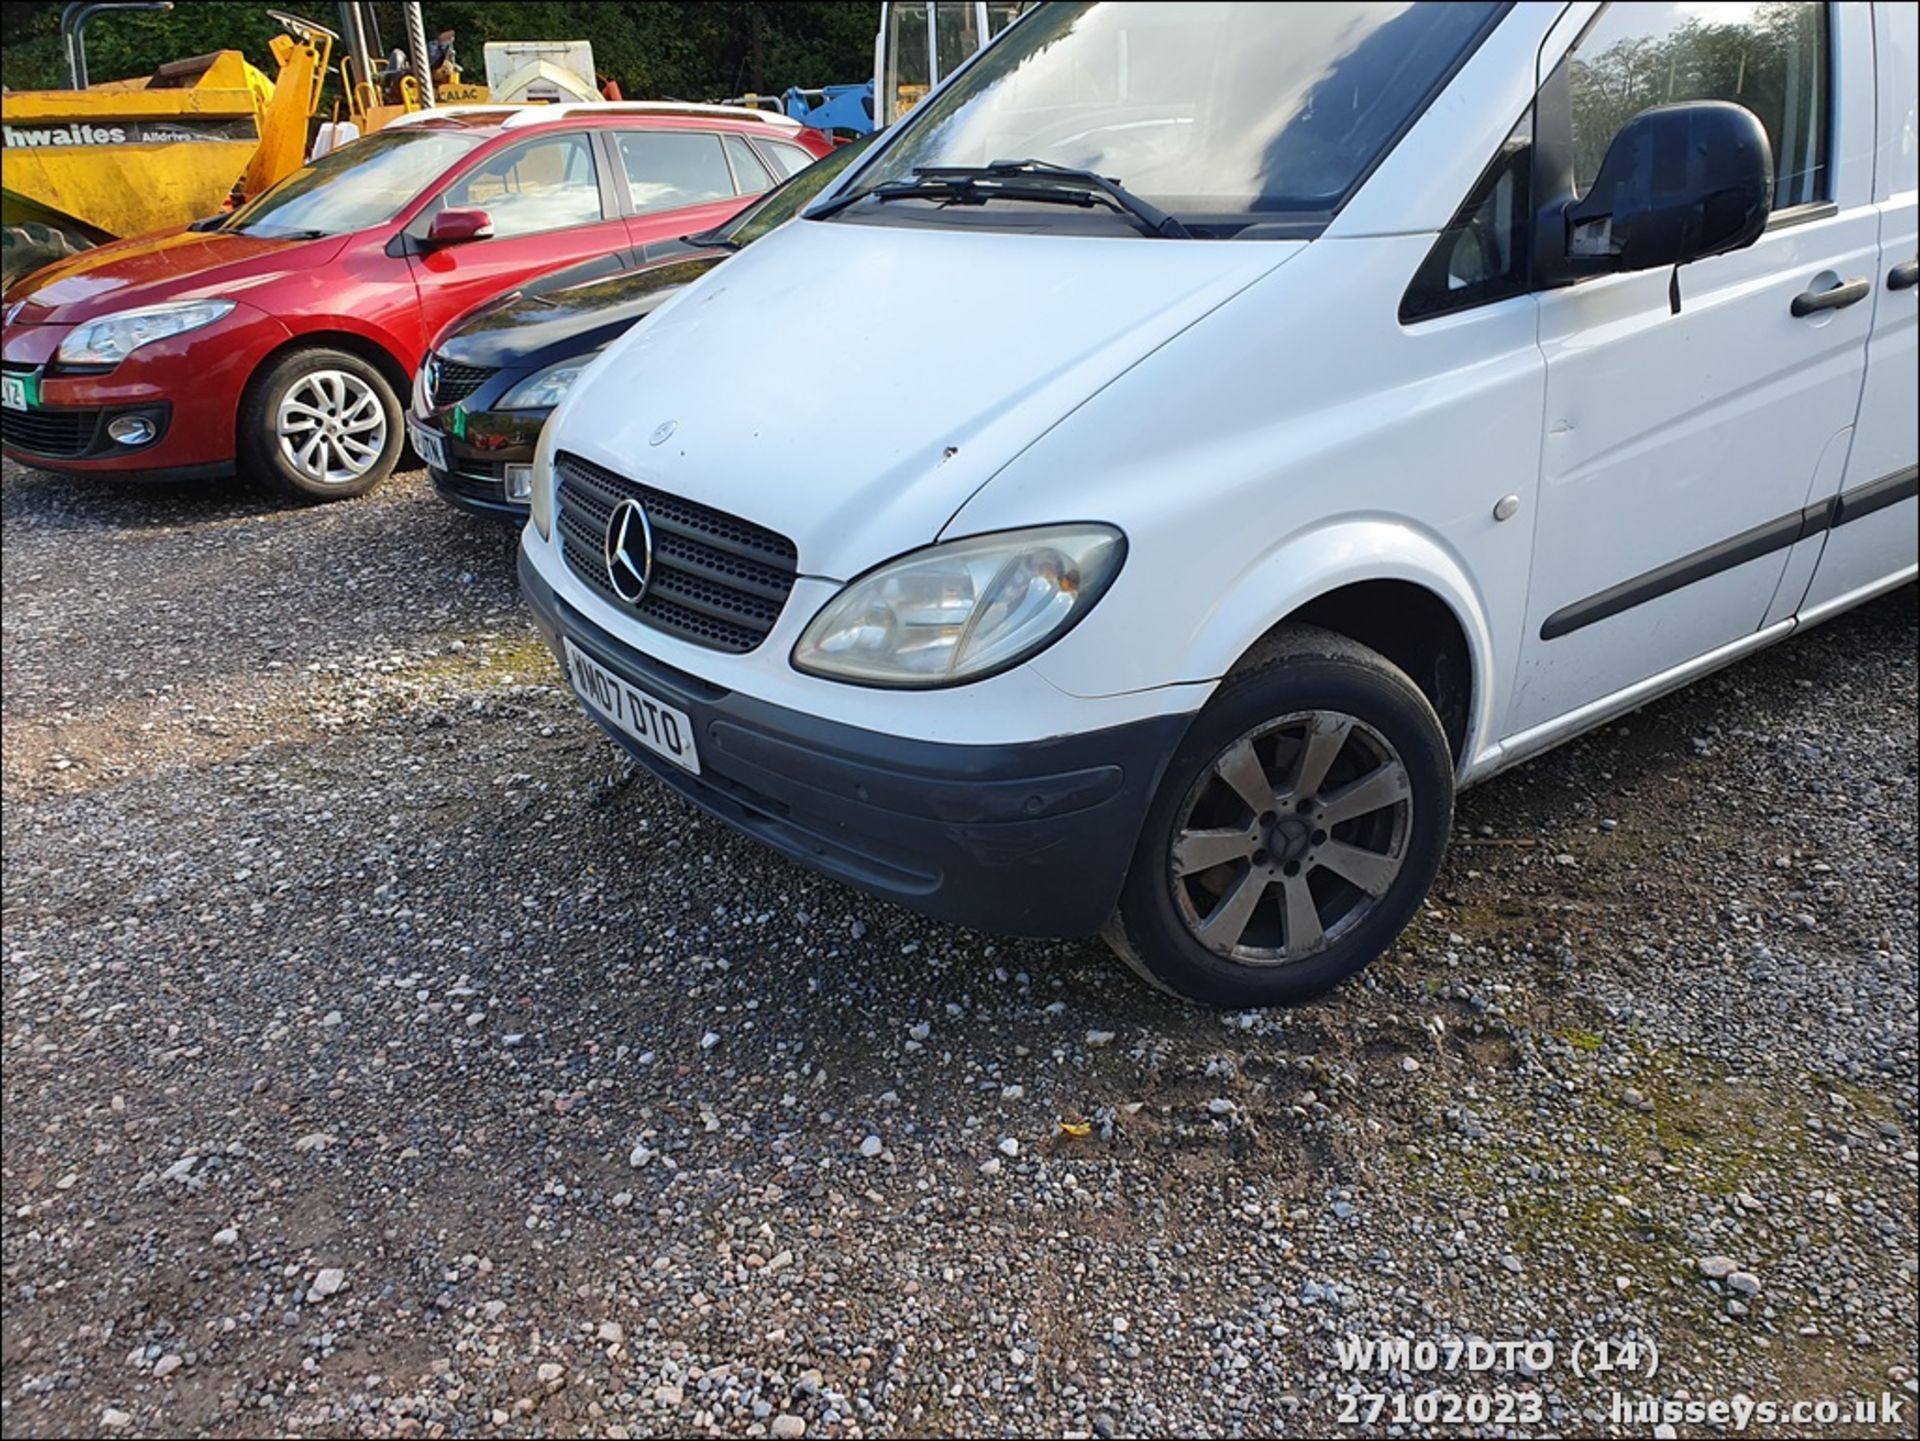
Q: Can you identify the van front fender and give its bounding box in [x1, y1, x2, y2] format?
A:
[1039, 515, 1503, 768]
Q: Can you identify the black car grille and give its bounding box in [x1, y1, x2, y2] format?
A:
[554, 451, 799, 654]
[429, 356, 494, 406]
[1, 404, 97, 458]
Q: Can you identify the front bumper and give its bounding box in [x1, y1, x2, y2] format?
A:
[0, 392, 174, 465]
[0, 302, 288, 474]
[430, 460, 533, 519]
[520, 544, 1187, 938]
[414, 381, 544, 520]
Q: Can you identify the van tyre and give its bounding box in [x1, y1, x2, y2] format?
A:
[240, 347, 402, 502]
[1106, 626, 1453, 1007]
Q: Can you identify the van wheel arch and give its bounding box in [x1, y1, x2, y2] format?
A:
[1107, 621, 1454, 1006]
[1236, 580, 1474, 764]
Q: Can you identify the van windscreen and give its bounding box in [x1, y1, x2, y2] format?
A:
[838, 1, 1505, 233]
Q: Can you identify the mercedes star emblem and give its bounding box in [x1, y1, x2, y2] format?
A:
[602, 497, 654, 605]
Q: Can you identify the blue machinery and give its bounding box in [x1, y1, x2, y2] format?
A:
[774, 83, 877, 136]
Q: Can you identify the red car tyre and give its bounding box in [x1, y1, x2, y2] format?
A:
[239, 347, 404, 502]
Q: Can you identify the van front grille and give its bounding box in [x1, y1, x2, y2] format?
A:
[554, 451, 798, 654]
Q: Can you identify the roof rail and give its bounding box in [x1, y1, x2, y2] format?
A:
[382, 101, 809, 134]
[498, 101, 805, 130]
[380, 107, 516, 130]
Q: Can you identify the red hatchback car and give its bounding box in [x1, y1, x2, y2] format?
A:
[0, 105, 831, 500]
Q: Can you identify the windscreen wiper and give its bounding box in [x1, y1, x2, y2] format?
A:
[806, 173, 1079, 221]
[922, 161, 1193, 238]
[813, 159, 1192, 239]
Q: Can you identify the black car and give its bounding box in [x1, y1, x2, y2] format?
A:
[411, 134, 873, 519]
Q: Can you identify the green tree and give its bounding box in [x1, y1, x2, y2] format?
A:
[1567, 1, 1826, 205]
[0, 1, 879, 103]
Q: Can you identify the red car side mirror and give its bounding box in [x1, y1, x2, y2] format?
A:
[425, 208, 494, 245]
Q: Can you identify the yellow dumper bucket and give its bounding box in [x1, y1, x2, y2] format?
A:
[2, 49, 273, 245]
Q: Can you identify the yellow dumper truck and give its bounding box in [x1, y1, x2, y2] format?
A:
[1, 4, 332, 290]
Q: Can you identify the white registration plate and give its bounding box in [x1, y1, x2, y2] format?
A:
[564, 638, 701, 774]
[1, 374, 28, 412]
[407, 416, 447, 471]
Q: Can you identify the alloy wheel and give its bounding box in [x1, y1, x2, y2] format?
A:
[1168, 709, 1414, 964]
[276, 369, 387, 485]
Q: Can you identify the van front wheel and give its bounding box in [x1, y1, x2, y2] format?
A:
[1105, 626, 1453, 1007]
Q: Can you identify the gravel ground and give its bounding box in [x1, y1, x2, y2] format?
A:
[2, 457, 1915, 1440]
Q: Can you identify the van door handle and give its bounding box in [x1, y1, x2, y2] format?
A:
[1890, 259, 1920, 291]
[1791, 276, 1871, 316]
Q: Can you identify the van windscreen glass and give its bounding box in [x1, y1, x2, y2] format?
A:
[836, 1, 1505, 233]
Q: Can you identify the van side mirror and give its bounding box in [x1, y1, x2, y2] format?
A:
[1556, 101, 1771, 278]
[425, 208, 494, 246]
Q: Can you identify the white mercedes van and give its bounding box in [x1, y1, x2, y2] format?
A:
[519, 1, 1918, 1007]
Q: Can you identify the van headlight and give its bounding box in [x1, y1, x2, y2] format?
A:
[499, 354, 597, 411]
[529, 421, 557, 540]
[56, 299, 235, 366]
[792, 525, 1125, 687]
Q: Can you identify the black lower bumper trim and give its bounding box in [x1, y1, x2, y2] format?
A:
[431, 465, 529, 520]
[519, 543, 1190, 937]
[0, 401, 171, 462]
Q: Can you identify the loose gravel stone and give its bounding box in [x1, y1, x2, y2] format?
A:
[1, 459, 1913, 1439]
[306, 1268, 346, 1301]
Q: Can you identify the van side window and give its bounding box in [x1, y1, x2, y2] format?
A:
[1400, 120, 1531, 324]
[1567, 2, 1829, 210]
